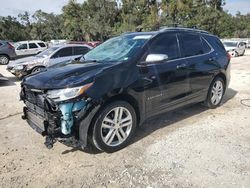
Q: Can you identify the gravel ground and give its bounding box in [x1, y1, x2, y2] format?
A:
[0, 51, 250, 188]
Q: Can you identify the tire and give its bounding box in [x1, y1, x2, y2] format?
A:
[241, 50, 245, 56]
[91, 101, 137, 153]
[204, 77, 225, 109]
[32, 66, 45, 74]
[0, 55, 9, 65]
[233, 51, 238, 57]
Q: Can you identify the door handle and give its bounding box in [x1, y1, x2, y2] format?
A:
[208, 57, 215, 61]
[176, 63, 187, 69]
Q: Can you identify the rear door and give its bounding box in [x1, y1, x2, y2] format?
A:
[28, 42, 40, 55]
[48, 47, 73, 66]
[139, 32, 191, 116]
[178, 32, 216, 97]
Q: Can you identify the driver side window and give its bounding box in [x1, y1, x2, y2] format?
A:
[148, 33, 180, 61]
[17, 43, 27, 50]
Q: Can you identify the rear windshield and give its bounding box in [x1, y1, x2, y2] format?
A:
[223, 42, 237, 47]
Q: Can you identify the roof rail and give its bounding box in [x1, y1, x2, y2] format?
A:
[159, 26, 209, 34]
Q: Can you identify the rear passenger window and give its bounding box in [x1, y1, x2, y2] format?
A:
[73, 47, 90, 55]
[52, 47, 73, 58]
[29, 43, 38, 49]
[180, 33, 203, 57]
[201, 38, 212, 53]
[38, 43, 46, 48]
[149, 33, 180, 60]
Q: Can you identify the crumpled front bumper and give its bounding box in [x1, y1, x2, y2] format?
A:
[20, 87, 92, 149]
[7, 66, 28, 78]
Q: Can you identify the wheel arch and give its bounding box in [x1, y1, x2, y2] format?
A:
[0, 53, 10, 59]
[214, 72, 227, 88]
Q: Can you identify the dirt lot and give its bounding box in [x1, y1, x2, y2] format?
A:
[0, 51, 250, 188]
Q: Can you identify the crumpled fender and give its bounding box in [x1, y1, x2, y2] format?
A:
[78, 104, 101, 149]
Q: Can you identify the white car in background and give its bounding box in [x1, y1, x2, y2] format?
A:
[223, 41, 246, 57]
[7, 44, 92, 78]
[14, 40, 47, 57]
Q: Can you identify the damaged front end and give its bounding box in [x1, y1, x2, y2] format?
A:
[20, 83, 94, 149]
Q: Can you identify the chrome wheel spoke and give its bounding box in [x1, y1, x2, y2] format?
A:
[116, 130, 124, 143]
[118, 128, 126, 139]
[103, 117, 114, 124]
[120, 120, 132, 128]
[105, 129, 116, 144]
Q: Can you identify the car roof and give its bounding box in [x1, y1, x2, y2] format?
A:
[54, 44, 93, 49]
[122, 27, 211, 37]
[17, 40, 45, 43]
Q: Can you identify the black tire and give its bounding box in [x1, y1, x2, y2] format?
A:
[241, 50, 245, 56]
[234, 51, 238, 57]
[91, 101, 137, 153]
[32, 66, 45, 73]
[0, 55, 9, 65]
[204, 77, 225, 109]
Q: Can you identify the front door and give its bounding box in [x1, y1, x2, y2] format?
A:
[139, 33, 191, 116]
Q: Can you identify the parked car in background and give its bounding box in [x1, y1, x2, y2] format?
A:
[0, 40, 17, 65]
[20, 28, 231, 152]
[7, 44, 92, 78]
[223, 41, 246, 57]
[68, 41, 102, 48]
[14, 40, 47, 58]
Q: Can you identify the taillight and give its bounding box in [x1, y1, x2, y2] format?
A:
[227, 53, 231, 61]
[7, 43, 14, 49]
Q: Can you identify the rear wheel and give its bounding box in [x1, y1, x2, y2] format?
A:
[204, 77, 225, 109]
[91, 101, 137, 152]
[0, 55, 9, 65]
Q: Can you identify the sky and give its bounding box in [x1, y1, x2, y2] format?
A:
[0, 0, 249, 17]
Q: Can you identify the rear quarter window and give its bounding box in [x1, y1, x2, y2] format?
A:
[201, 37, 212, 53]
[38, 43, 46, 48]
[204, 35, 226, 53]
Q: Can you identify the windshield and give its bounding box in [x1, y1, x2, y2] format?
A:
[36, 47, 59, 57]
[223, 42, 237, 47]
[83, 34, 152, 62]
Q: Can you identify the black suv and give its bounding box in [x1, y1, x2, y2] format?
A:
[21, 28, 231, 152]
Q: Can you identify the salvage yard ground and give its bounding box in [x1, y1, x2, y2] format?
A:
[0, 51, 250, 188]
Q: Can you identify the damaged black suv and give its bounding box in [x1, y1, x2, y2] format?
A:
[21, 28, 230, 152]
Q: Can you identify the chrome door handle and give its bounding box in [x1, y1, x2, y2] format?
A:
[176, 63, 187, 69]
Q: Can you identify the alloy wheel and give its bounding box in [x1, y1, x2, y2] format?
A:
[101, 107, 133, 147]
[211, 80, 224, 105]
[0, 56, 9, 65]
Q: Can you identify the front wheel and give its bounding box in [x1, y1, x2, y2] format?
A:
[204, 77, 225, 109]
[91, 101, 137, 153]
[32, 66, 45, 74]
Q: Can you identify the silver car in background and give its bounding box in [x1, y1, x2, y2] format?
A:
[0, 41, 17, 65]
[7, 44, 92, 78]
[223, 41, 246, 57]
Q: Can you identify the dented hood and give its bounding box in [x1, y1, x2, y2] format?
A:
[23, 61, 115, 90]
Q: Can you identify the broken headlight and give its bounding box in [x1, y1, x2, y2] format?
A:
[47, 83, 93, 102]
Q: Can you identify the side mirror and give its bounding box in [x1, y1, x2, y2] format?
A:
[145, 54, 168, 63]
